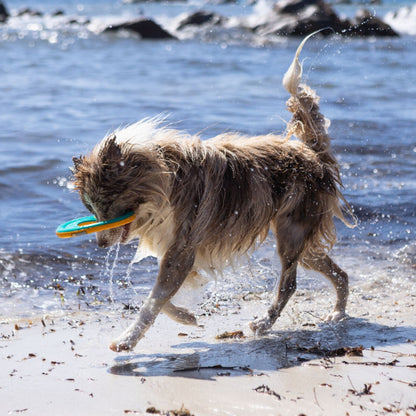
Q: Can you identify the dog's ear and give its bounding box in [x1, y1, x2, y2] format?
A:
[99, 135, 122, 166]
[71, 155, 84, 174]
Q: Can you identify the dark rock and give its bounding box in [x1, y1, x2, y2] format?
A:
[176, 10, 226, 30]
[331, 0, 352, 4]
[52, 10, 65, 17]
[254, 0, 398, 37]
[104, 18, 175, 39]
[349, 9, 399, 37]
[123, 0, 186, 2]
[273, 0, 320, 15]
[255, 0, 349, 36]
[0, 1, 9, 23]
[68, 17, 91, 25]
[207, 0, 237, 4]
[17, 8, 43, 17]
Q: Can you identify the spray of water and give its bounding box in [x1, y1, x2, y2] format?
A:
[125, 260, 138, 297]
[102, 243, 120, 305]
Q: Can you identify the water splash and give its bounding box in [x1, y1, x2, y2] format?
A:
[102, 243, 120, 305]
[125, 260, 138, 297]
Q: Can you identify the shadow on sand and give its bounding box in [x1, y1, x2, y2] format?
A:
[109, 317, 416, 380]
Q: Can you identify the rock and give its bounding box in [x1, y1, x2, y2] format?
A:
[52, 10, 65, 17]
[0, 1, 9, 23]
[68, 17, 91, 26]
[123, 0, 186, 3]
[255, 0, 349, 36]
[104, 18, 175, 39]
[176, 10, 226, 30]
[349, 9, 399, 37]
[207, 0, 237, 4]
[254, 0, 399, 37]
[17, 7, 43, 17]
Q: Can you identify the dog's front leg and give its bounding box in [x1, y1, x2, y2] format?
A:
[109, 243, 196, 352]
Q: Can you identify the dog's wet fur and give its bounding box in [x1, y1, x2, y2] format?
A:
[72, 34, 355, 352]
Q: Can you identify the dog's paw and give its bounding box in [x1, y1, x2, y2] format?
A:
[249, 316, 272, 335]
[162, 302, 198, 326]
[109, 340, 132, 352]
[181, 312, 198, 326]
[324, 311, 348, 322]
[109, 336, 138, 353]
[172, 308, 198, 326]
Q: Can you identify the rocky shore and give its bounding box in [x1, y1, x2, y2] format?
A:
[0, 0, 401, 40]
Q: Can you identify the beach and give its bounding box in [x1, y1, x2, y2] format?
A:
[2, 276, 416, 416]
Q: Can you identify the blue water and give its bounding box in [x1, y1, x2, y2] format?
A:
[0, 0, 415, 316]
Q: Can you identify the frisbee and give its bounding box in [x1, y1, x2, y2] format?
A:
[56, 211, 136, 238]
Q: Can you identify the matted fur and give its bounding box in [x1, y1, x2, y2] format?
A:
[73, 127, 351, 269]
[71, 34, 355, 352]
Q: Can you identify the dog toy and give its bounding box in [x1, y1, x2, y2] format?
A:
[56, 211, 136, 238]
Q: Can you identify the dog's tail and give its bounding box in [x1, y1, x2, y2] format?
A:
[282, 31, 333, 157]
[283, 32, 356, 228]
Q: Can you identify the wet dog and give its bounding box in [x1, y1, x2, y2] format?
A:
[72, 34, 355, 352]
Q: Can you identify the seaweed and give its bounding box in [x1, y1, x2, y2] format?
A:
[253, 384, 282, 400]
[295, 344, 364, 358]
[145, 405, 193, 416]
[215, 330, 245, 340]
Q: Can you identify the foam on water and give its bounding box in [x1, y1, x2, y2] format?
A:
[385, 4, 416, 35]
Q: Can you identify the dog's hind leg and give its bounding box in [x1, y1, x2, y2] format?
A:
[305, 255, 349, 322]
[109, 242, 196, 352]
[249, 220, 305, 334]
[162, 301, 198, 326]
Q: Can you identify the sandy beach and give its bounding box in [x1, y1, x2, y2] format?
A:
[2, 279, 416, 416]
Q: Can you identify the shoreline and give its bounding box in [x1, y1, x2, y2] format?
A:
[2, 287, 416, 416]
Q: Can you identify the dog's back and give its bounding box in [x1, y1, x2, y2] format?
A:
[151, 133, 341, 272]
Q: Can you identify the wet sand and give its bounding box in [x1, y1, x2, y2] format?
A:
[1, 283, 416, 416]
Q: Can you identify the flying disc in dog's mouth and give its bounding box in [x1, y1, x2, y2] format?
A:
[56, 212, 136, 239]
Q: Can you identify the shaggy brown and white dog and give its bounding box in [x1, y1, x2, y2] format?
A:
[72, 34, 354, 352]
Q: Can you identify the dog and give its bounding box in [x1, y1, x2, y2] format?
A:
[72, 34, 355, 352]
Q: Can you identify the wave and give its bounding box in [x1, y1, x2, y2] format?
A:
[0, 157, 62, 176]
[384, 4, 416, 36]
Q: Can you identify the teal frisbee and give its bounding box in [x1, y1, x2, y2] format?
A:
[56, 211, 136, 238]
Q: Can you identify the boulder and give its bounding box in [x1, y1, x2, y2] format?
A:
[123, 0, 186, 3]
[176, 10, 226, 30]
[17, 7, 43, 17]
[206, 0, 237, 5]
[349, 9, 399, 37]
[67, 17, 91, 25]
[254, 0, 399, 37]
[104, 18, 175, 39]
[52, 9, 65, 17]
[254, 0, 349, 36]
[0, 1, 9, 23]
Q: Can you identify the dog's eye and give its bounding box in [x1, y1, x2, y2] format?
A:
[81, 195, 96, 215]
[83, 201, 95, 215]
[85, 203, 94, 213]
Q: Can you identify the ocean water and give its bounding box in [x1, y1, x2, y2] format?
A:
[0, 0, 415, 317]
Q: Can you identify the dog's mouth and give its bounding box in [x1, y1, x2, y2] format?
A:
[120, 223, 131, 244]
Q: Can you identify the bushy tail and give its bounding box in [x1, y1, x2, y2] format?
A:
[283, 31, 333, 157]
[283, 32, 356, 229]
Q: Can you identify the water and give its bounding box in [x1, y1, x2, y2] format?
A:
[0, 0, 415, 317]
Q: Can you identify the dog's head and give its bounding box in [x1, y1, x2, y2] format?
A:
[72, 135, 165, 248]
